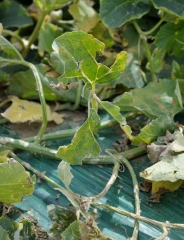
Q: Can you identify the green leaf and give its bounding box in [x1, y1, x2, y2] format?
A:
[56, 108, 101, 164]
[0, 35, 23, 62]
[114, 79, 183, 119]
[0, 217, 19, 239]
[0, 225, 10, 240]
[69, 0, 99, 32]
[20, 219, 36, 240]
[0, 159, 34, 203]
[38, 22, 63, 56]
[171, 61, 184, 95]
[98, 100, 126, 125]
[100, 0, 150, 28]
[151, 0, 184, 17]
[132, 115, 175, 145]
[146, 48, 165, 74]
[0, 0, 33, 29]
[155, 21, 184, 57]
[52, 31, 127, 86]
[33, 0, 71, 12]
[58, 162, 73, 189]
[48, 204, 77, 239]
[115, 50, 145, 88]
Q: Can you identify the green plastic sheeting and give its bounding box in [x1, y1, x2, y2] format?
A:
[1, 111, 184, 239]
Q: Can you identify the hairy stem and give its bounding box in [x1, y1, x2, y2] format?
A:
[93, 202, 184, 230]
[119, 155, 140, 240]
[0, 136, 147, 163]
[22, 11, 47, 58]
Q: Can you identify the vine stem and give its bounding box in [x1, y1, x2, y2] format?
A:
[132, 19, 165, 36]
[156, 226, 169, 240]
[72, 80, 83, 110]
[25, 112, 137, 142]
[142, 36, 157, 82]
[119, 155, 140, 240]
[92, 202, 184, 230]
[2, 29, 25, 50]
[22, 11, 47, 58]
[0, 59, 47, 143]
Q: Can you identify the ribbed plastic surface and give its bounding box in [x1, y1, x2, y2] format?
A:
[2, 111, 184, 239]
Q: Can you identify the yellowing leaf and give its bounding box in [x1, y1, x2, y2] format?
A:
[1, 96, 65, 124]
[0, 150, 9, 163]
[69, 0, 99, 32]
[152, 180, 183, 194]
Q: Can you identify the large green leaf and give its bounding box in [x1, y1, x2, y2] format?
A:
[114, 79, 183, 119]
[38, 22, 63, 56]
[0, 159, 34, 203]
[56, 108, 101, 164]
[132, 115, 175, 145]
[0, 226, 10, 240]
[69, 0, 99, 32]
[100, 0, 150, 28]
[58, 162, 73, 190]
[33, 0, 71, 12]
[0, 0, 33, 29]
[48, 204, 77, 239]
[52, 31, 127, 86]
[155, 20, 184, 57]
[151, 0, 184, 17]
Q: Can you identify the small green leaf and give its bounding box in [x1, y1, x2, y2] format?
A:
[58, 162, 73, 189]
[98, 100, 126, 125]
[151, 0, 184, 17]
[114, 79, 183, 119]
[48, 204, 77, 239]
[0, 150, 9, 163]
[0, 159, 34, 203]
[0, 217, 19, 239]
[155, 21, 184, 57]
[69, 0, 99, 32]
[33, 0, 71, 12]
[0, 0, 33, 29]
[38, 22, 63, 56]
[132, 115, 175, 145]
[20, 219, 36, 240]
[100, 0, 150, 28]
[56, 108, 101, 164]
[52, 31, 127, 86]
[0, 225, 10, 240]
[146, 48, 165, 74]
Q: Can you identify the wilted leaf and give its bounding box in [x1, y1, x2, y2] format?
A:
[48, 204, 77, 239]
[100, 0, 150, 28]
[69, 0, 99, 32]
[0, 0, 33, 29]
[155, 21, 184, 57]
[98, 100, 126, 125]
[0, 225, 10, 240]
[132, 115, 175, 145]
[52, 31, 127, 86]
[151, 0, 184, 17]
[1, 96, 65, 124]
[0, 159, 34, 203]
[114, 79, 183, 119]
[38, 22, 63, 56]
[33, 0, 71, 12]
[56, 108, 101, 164]
[0, 150, 9, 163]
[58, 162, 73, 189]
